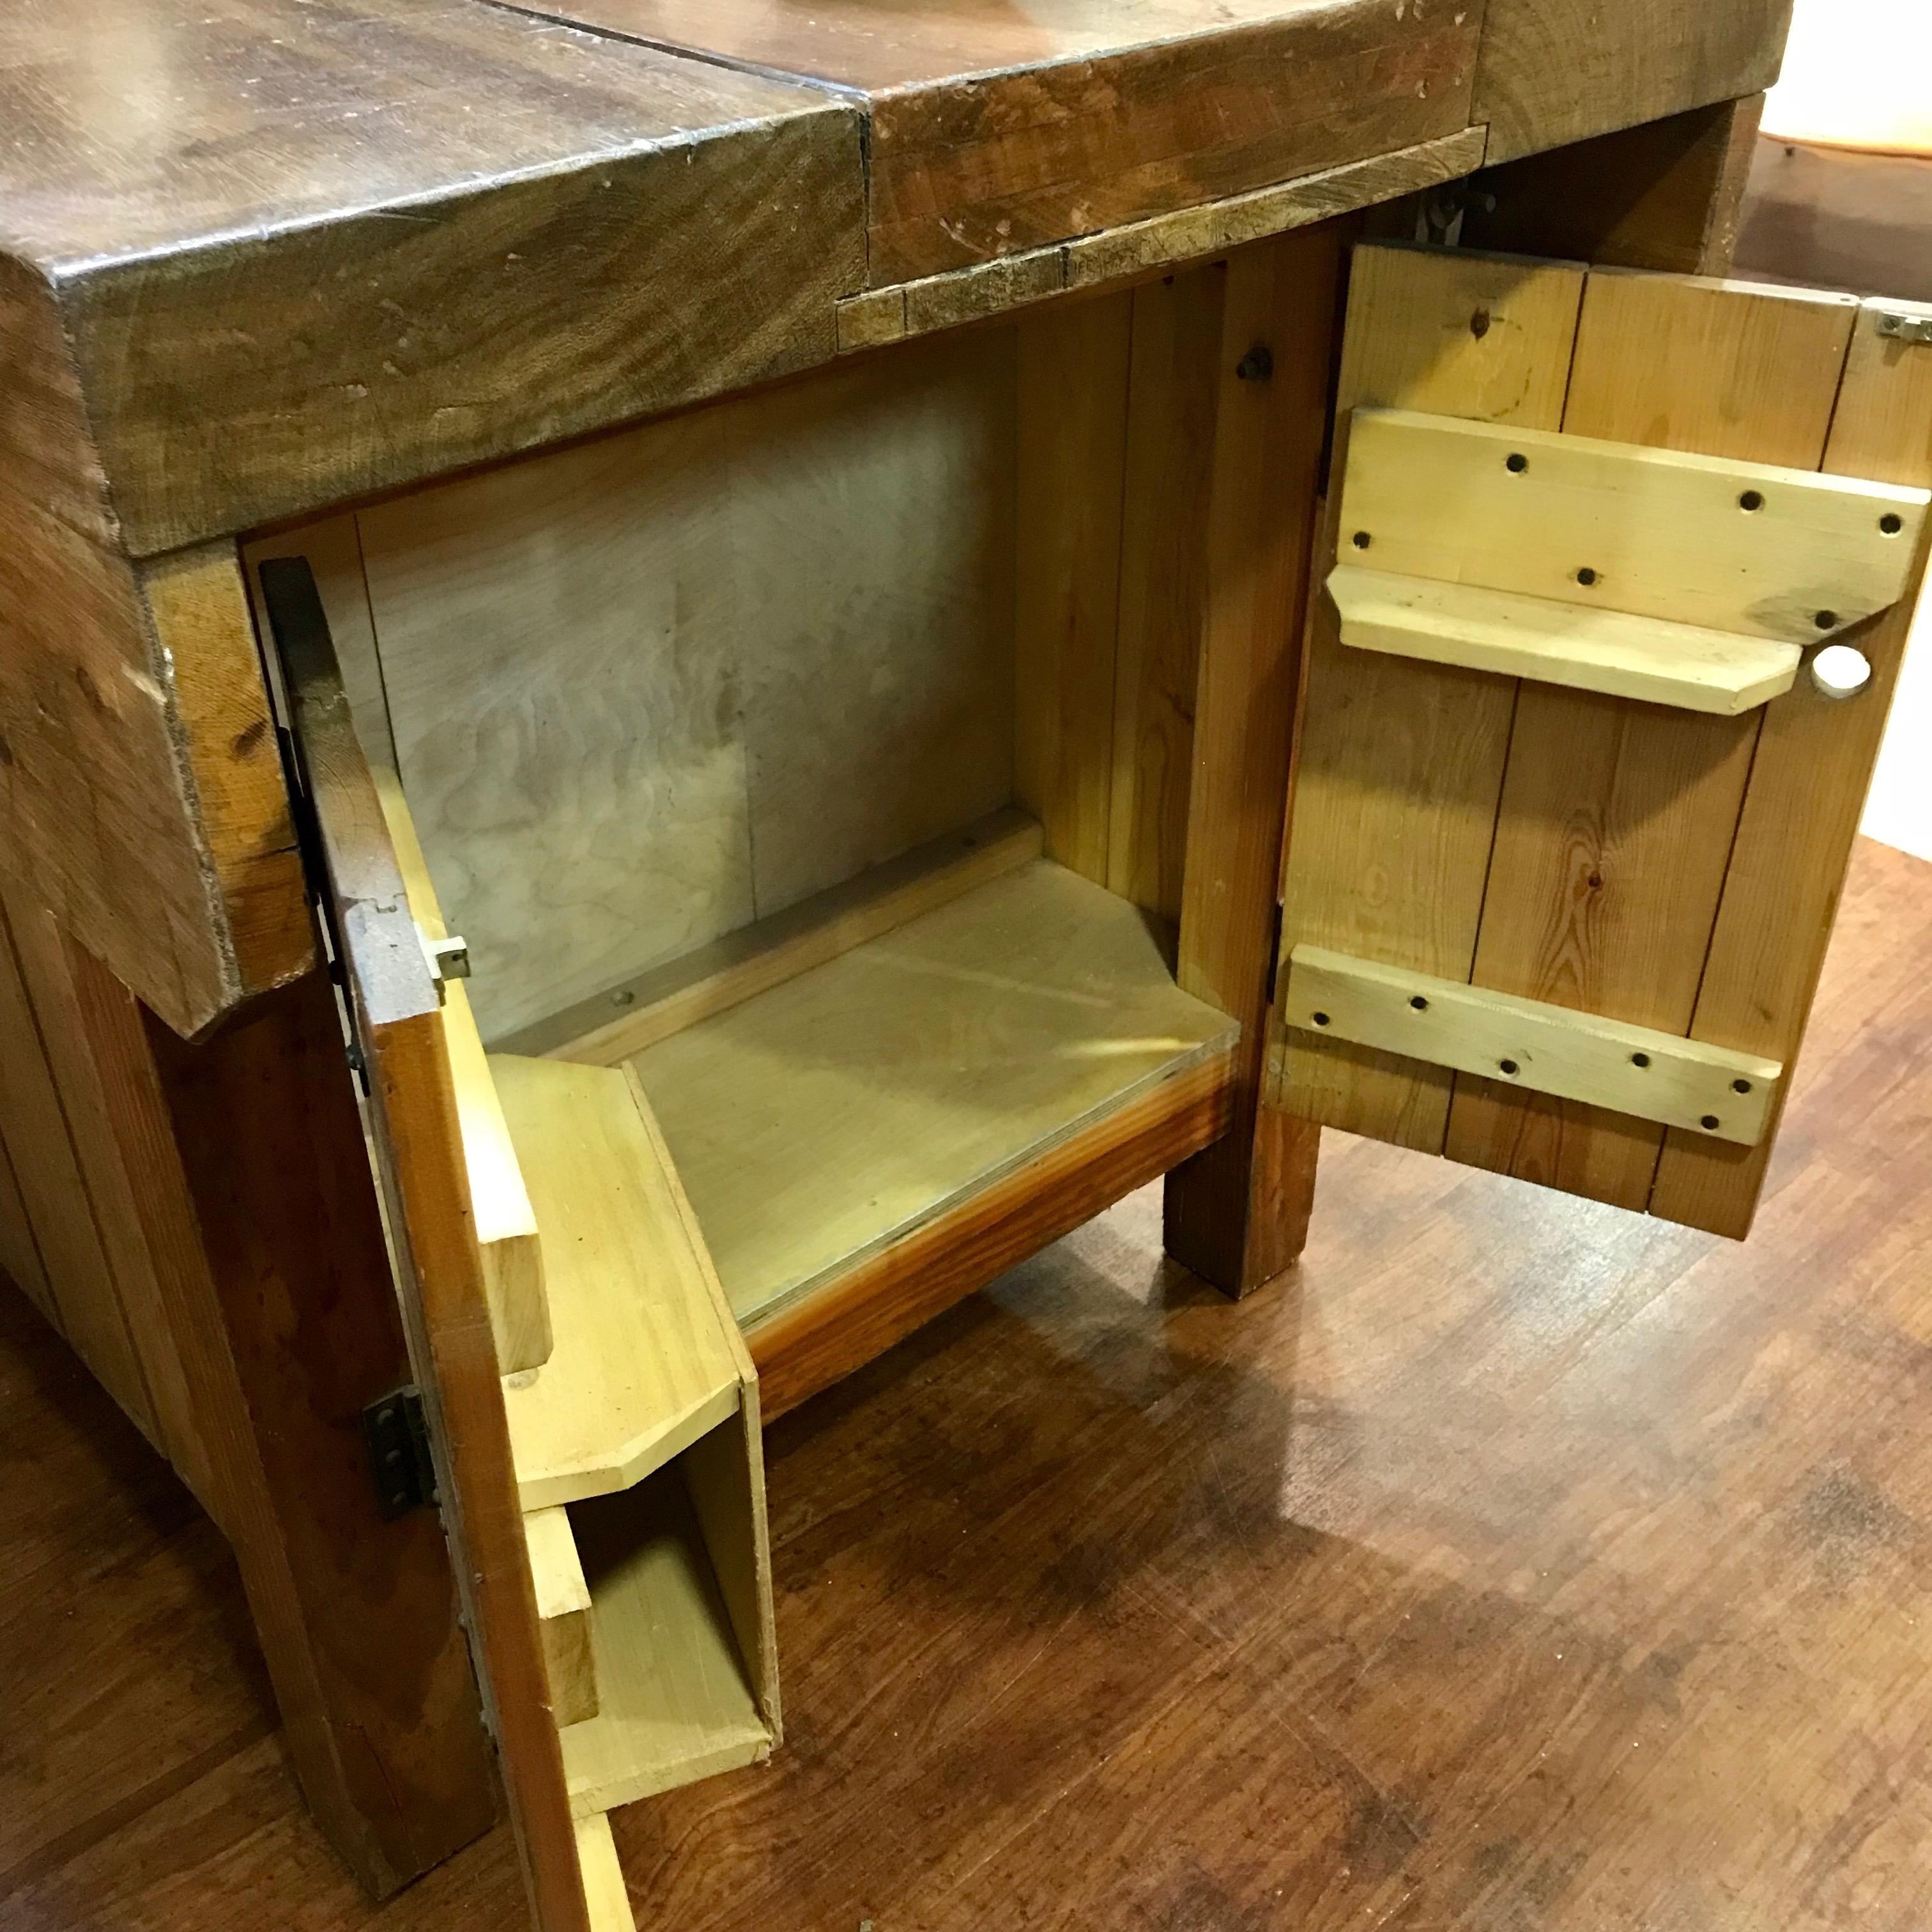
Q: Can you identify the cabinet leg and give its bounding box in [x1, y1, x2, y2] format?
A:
[72, 954, 498, 1897]
[1163, 224, 1340, 1299]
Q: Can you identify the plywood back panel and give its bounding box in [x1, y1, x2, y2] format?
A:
[351, 333, 1016, 1043]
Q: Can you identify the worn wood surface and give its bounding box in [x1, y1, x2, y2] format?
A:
[1163, 225, 1341, 1296]
[1473, 0, 1793, 165]
[1467, 96, 1767, 275]
[1441, 274, 1860, 1211]
[1, 0, 863, 558]
[6, 832, 1929, 1930]
[1275, 243, 1585, 1151]
[514, 0, 1482, 285]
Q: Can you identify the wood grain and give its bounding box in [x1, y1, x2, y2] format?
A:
[275, 560, 591, 1931]
[748, 1046, 1237, 1421]
[1165, 225, 1342, 1294]
[518, 0, 1481, 285]
[632, 858, 1240, 1329]
[1650, 299, 1932, 1235]
[1273, 243, 1586, 1149]
[354, 334, 1015, 1045]
[10, 839, 1932, 1932]
[836, 128, 1492, 352]
[2, 0, 864, 556]
[1466, 96, 1768, 275]
[1015, 294, 1135, 885]
[1473, 0, 1793, 166]
[1107, 265, 1226, 924]
[1443, 274, 1858, 1209]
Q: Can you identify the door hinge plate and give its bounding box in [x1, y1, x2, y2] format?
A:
[1877, 312, 1932, 346]
[363, 1384, 439, 1519]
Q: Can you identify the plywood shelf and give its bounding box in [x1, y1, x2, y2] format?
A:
[560, 1468, 774, 1819]
[597, 858, 1239, 1332]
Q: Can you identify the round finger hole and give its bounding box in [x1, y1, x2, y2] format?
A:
[1352, 530, 1372, 550]
[1499, 1058, 1520, 1076]
[1312, 1011, 1331, 1027]
[1506, 452, 1529, 475]
[1701, 1115, 1721, 1131]
[1738, 489, 1765, 513]
[1630, 1052, 1651, 1068]
[1881, 512, 1905, 537]
[1811, 644, 1873, 700]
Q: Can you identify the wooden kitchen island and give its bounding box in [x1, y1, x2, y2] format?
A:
[13, 4, 1927, 1928]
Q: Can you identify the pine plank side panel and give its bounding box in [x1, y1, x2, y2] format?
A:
[0, 880, 213, 1509]
[1443, 275, 1857, 1208]
[1271, 244, 1586, 1149]
[0, 898, 156, 1440]
[1473, 0, 1793, 167]
[1015, 295, 1134, 885]
[1650, 302, 1932, 1235]
[1162, 226, 1340, 1295]
[1108, 266, 1226, 923]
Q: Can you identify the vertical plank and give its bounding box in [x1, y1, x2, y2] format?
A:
[88, 956, 502, 1897]
[0, 1130, 52, 1328]
[1016, 291, 1134, 884]
[0, 896, 156, 1439]
[1651, 300, 1932, 1234]
[1271, 244, 1586, 1150]
[1443, 274, 1858, 1207]
[1162, 226, 1340, 1296]
[1107, 264, 1227, 923]
[0, 878, 214, 1512]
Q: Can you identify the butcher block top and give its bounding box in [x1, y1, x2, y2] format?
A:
[1, 0, 1791, 555]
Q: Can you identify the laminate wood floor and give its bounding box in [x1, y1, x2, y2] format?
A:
[6, 837, 1931, 1931]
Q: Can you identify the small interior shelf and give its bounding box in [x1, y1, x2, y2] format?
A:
[1328, 565, 1804, 715]
[560, 1468, 774, 1818]
[496, 1055, 744, 1512]
[590, 857, 1239, 1331]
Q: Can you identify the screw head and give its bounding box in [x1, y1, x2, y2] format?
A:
[1235, 344, 1274, 382]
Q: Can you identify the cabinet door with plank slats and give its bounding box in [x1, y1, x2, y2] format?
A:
[1269, 242, 1932, 1240]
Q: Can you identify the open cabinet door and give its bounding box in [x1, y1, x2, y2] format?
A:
[263, 558, 598, 1932]
[1270, 242, 1932, 1239]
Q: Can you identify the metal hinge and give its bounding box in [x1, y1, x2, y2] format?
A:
[417, 925, 471, 1000]
[362, 1384, 439, 1518]
[1877, 312, 1932, 347]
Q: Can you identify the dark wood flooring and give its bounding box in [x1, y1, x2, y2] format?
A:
[6, 836, 1932, 1932]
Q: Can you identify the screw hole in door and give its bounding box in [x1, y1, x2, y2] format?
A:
[1409, 995, 1429, 1011]
[1505, 452, 1528, 474]
[1352, 530, 1372, 550]
[1631, 1052, 1651, 1068]
[1738, 489, 1765, 513]
[1312, 1011, 1331, 1027]
[1576, 567, 1598, 587]
[1499, 1058, 1519, 1076]
[1733, 1078, 1752, 1094]
[1701, 1115, 1721, 1131]
[1881, 512, 1905, 536]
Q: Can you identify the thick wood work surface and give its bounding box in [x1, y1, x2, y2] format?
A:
[0, 0, 1794, 1036]
[5, 834, 1929, 1929]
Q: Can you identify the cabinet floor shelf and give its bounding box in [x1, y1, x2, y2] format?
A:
[559, 857, 1239, 1337]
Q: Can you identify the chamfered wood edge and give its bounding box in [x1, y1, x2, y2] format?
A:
[747, 1045, 1238, 1420]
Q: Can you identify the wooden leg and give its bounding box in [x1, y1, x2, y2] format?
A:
[1163, 224, 1343, 1298]
[1462, 95, 1766, 275]
[68, 951, 498, 1897]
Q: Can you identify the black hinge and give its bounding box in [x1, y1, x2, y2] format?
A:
[363, 1384, 439, 1519]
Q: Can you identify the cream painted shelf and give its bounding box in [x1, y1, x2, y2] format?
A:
[623, 857, 1240, 1330]
[560, 1468, 775, 1818]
